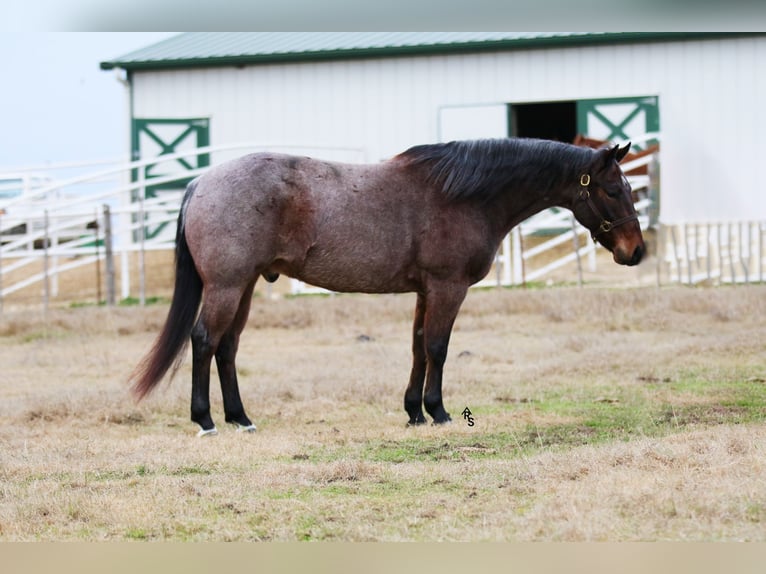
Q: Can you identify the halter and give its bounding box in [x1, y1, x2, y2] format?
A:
[576, 174, 638, 241]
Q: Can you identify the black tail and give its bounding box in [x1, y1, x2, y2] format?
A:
[130, 180, 203, 400]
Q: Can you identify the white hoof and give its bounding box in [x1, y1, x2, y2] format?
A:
[235, 423, 257, 433]
[197, 427, 218, 438]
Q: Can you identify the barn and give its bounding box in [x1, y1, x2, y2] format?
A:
[99, 32, 766, 287]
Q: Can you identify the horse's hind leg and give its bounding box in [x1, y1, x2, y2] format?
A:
[190, 319, 218, 436]
[190, 285, 249, 436]
[215, 280, 257, 432]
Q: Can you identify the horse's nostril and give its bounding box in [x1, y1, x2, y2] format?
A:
[630, 245, 644, 266]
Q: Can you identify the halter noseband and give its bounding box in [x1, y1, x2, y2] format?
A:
[576, 174, 638, 241]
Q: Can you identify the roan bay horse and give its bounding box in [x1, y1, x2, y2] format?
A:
[130, 138, 644, 436]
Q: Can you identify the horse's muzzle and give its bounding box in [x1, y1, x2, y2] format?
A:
[614, 243, 644, 266]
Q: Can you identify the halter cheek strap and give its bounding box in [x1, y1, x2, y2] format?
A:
[577, 174, 638, 241]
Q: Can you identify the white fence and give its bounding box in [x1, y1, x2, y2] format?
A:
[657, 221, 766, 285]
[2, 140, 664, 309]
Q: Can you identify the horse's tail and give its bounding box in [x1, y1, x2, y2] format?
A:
[130, 179, 203, 400]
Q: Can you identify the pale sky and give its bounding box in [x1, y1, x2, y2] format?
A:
[0, 33, 176, 171]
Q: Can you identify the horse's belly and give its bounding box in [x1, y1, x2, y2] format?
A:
[298, 258, 417, 294]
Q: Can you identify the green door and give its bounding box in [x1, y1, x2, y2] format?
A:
[131, 118, 210, 192]
[131, 118, 210, 239]
[576, 96, 659, 150]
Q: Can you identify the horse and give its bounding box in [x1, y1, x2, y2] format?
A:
[130, 138, 644, 436]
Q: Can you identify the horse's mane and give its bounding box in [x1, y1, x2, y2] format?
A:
[397, 138, 594, 202]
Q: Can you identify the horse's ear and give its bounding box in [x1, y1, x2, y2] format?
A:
[597, 143, 631, 169]
[615, 142, 631, 163]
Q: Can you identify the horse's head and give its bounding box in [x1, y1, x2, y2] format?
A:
[573, 143, 645, 266]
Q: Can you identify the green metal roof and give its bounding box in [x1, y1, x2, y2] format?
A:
[100, 32, 755, 71]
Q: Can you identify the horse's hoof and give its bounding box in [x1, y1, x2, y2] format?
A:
[234, 423, 257, 433]
[197, 427, 218, 438]
[406, 417, 428, 427]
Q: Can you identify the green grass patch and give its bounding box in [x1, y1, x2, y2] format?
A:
[69, 300, 106, 308]
[119, 296, 168, 307]
[169, 465, 214, 477]
[87, 464, 214, 483]
[18, 329, 69, 343]
[69, 296, 170, 308]
[521, 371, 766, 448]
[645, 370, 766, 429]
[124, 527, 150, 540]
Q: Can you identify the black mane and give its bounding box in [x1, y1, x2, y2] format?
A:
[399, 138, 595, 202]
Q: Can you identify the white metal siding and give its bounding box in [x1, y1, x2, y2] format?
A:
[131, 36, 766, 223]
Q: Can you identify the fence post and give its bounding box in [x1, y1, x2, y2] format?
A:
[705, 223, 712, 282]
[520, 228, 527, 288]
[138, 167, 146, 306]
[51, 212, 59, 298]
[655, 224, 662, 287]
[587, 241, 597, 272]
[43, 210, 50, 318]
[669, 225, 681, 284]
[740, 222, 751, 284]
[571, 215, 583, 287]
[684, 223, 694, 285]
[103, 204, 116, 306]
[720, 223, 726, 283]
[760, 222, 764, 283]
[94, 207, 102, 304]
[500, 234, 511, 286]
[727, 223, 736, 283]
[511, 227, 522, 285]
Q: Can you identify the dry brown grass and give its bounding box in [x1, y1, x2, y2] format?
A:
[0, 284, 765, 541]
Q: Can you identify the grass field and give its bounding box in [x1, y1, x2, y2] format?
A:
[0, 284, 765, 541]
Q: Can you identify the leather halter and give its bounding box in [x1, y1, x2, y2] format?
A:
[576, 174, 638, 241]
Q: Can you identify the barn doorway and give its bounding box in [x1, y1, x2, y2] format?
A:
[508, 96, 659, 149]
[510, 101, 577, 143]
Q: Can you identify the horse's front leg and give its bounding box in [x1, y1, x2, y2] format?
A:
[421, 282, 468, 424]
[404, 293, 427, 425]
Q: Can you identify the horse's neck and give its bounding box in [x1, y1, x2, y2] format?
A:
[491, 167, 577, 236]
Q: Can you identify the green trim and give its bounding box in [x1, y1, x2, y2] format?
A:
[576, 96, 660, 147]
[100, 33, 760, 72]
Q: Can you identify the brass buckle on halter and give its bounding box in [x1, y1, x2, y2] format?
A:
[578, 174, 591, 199]
[599, 220, 613, 233]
